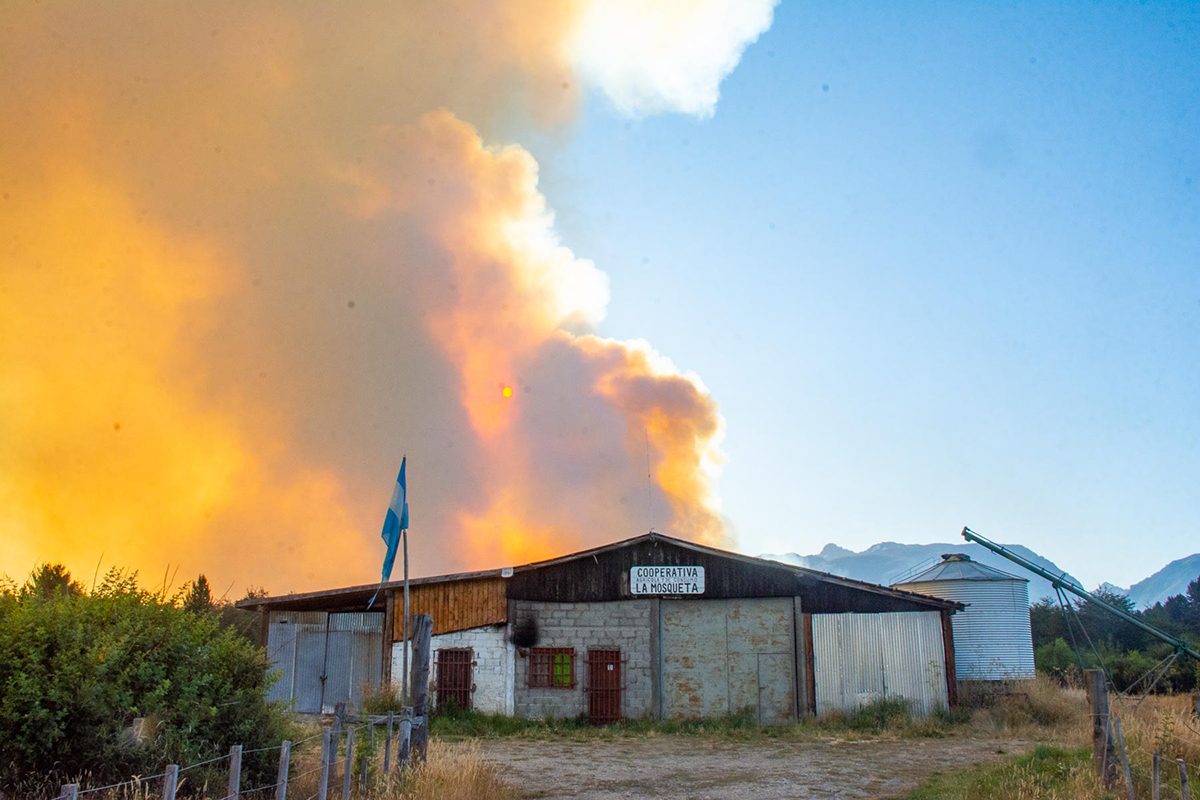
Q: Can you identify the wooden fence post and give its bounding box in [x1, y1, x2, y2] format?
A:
[1113, 718, 1135, 800]
[1085, 669, 1118, 788]
[318, 728, 332, 800]
[228, 743, 243, 798]
[275, 739, 291, 800]
[398, 708, 411, 767]
[59, 785, 78, 800]
[1153, 748, 1162, 800]
[163, 764, 179, 800]
[342, 725, 355, 800]
[410, 614, 433, 762]
[1179, 758, 1191, 800]
[361, 720, 373, 795]
[384, 711, 394, 774]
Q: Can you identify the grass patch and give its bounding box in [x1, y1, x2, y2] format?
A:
[431, 698, 978, 742]
[905, 744, 1094, 800]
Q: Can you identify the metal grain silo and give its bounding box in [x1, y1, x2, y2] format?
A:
[894, 554, 1035, 681]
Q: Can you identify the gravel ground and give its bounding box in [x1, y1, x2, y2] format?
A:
[479, 736, 1029, 799]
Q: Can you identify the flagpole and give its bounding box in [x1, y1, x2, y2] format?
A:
[402, 526, 410, 707]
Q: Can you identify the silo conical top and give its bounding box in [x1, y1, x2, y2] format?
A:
[898, 553, 1028, 584]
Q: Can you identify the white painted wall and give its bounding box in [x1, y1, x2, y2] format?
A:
[391, 623, 514, 714]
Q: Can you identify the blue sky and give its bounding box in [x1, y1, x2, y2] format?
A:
[531, 1, 1199, 588]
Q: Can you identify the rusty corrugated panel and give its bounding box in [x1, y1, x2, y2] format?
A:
[393, 577, 507, 639]
[812, 611, 948, 716]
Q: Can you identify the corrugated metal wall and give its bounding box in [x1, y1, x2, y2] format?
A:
[394, 577, 507, 638]
[812, 611, 948, 716]
[323, 612, 383, 712]
[265, 610, 383, 713]
[898, 580, 1034, 680]
[661, 598, 795, 724]
[266, 611, 327, 713]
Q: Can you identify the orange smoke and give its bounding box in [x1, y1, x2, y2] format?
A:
[1, 0, 768, 593]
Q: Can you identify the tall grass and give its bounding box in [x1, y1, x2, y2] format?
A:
[904, 678, 1200, 799]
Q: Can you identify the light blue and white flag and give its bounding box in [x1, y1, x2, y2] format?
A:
[369, 457, 408, 608]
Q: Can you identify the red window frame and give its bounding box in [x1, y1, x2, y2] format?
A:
[528, 647, 576, 689]
[434, 647, 474, 711]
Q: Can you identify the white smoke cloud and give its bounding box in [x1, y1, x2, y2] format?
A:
[570, 0, 779, 118]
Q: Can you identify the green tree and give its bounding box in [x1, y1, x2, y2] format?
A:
[0, 566, 292, 797]
[182, 574, 214, 614]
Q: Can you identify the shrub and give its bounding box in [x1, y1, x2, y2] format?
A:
[0, 566, 294, 797]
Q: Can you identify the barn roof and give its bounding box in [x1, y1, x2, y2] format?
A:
[237, 531, 963, 612]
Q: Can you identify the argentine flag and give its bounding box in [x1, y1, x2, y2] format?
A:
[369, 457, 408, 607]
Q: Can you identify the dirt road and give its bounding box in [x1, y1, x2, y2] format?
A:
[480, 736, 1027, 799]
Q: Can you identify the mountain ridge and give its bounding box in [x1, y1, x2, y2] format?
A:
[761, 543, 1200, 608]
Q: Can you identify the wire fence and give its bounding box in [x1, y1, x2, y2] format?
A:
[55, 707, 425, 800]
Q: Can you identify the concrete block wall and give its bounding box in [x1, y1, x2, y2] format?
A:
[391, 623, 514, 714]
[510, 599, 653, 720]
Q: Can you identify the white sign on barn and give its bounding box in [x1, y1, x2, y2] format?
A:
[630, 565, 705, 595]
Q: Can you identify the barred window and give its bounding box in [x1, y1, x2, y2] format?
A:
[528, 647, 575, 688]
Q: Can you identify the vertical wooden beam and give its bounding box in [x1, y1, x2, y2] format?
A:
[163, 765, 179, 800]
[228, 744, 243, 799]
[275, 740, 290, 800]
[317, 728, 331, 800]
[383, 591, 395, 688]
[803, 613, 816, 715]
[341, 726, 355, 800]
[410, 613, 433, 762]
[1086, 670, 1117, 788]
[384, 711, 394, 773]
[940, 610, 958, 708]
[1179, 758, 1191, 800]
[648, 598, 662, 720]
[792, 597, 810, 716]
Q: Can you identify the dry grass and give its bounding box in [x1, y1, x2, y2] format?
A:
[905, 679, 1200, 800]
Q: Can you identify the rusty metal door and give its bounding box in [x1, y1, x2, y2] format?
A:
[756, 653, 793, 725]
[435, 648, 474, 712]
[662, 598, 795, 722]
[586, 650, 622, 724]
[662, 600, 728, 718]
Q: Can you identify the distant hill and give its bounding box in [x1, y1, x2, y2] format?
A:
[760, 541, 1082, 604]
[1122, 553, 1200, 609]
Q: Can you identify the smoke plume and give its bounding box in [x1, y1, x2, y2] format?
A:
[0, 0, 775, 591]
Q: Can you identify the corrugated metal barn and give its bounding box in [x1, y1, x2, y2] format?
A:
[240, 532, 963, 723]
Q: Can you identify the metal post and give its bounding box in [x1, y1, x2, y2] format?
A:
[410, 613, 433, 762]
[342, 725, 355, 800]
[402, 527, 410, 707]
[276, 740, 291, 800]
[317, 728, 331, 800]
[384, 711, 394, 773]
[228, 744, 243, 798]
[59, 785, 78, 800]
[163, 765, 179, 800]
[1179, 758, 1191, 800]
